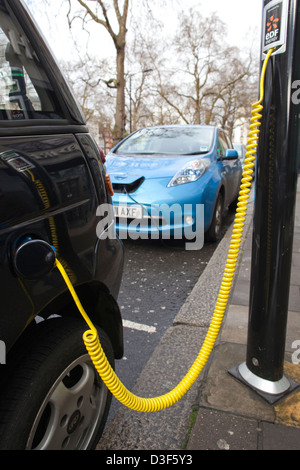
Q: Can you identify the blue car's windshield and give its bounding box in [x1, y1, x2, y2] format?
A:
[114, 127, 215, 156]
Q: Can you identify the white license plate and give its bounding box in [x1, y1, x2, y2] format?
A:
[114, 205, 142, 219]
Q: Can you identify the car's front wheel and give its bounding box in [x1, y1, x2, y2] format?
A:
[0, 317, 114, 450]
[205, 192, 224, 242]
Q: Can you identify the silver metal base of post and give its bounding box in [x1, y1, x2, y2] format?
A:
[229, 362, 299, 404]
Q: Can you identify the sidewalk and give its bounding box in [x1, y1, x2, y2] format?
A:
[98, 176, 300, 451]
[187, 175, 300, 450]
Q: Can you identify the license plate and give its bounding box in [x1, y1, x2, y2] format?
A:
[114, 205, 142, 219]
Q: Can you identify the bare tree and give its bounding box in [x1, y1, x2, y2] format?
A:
[67, 0, 129, 143]
[124, 17, 163, 132]
[207, 54, 259, 139]
[60, 54, 115, 126]
[65, 0, 180, 141]
[26, 0, 258, 138]
[156, 9, 255, 132]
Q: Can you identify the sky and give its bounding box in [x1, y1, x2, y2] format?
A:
[24, 0, 264, 63]
[200, 0, 263, 49]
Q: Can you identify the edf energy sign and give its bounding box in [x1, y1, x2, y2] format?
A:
[264, 2, 282, 47]
[262, 0, 289, 57]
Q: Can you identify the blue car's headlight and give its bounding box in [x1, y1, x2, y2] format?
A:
[167, 158, 211, 187]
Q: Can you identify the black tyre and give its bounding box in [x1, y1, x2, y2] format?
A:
[229, 194, 239, 212]
[0, 317, 114, 450]
[205, 193, 224, 242]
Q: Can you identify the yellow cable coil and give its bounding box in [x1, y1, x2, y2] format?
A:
[55, 48, 274, 412]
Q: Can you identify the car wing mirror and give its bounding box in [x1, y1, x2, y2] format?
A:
[223, 149, 238, 160]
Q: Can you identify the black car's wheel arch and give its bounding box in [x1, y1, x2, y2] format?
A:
[0, 317, 115, 450]
[35, 281, 124, 360]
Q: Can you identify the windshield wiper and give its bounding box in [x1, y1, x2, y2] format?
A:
[116, 151, 156, 155]
[183, 151, 208, 156]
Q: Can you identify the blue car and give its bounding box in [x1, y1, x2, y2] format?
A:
[105, 125, 242, 248]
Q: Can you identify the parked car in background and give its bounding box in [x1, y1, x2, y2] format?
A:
[106, 125, 242, 245]
[99, 146, 106, 163]
[0, 0, 124, 450]
[233, 142, 246, 167]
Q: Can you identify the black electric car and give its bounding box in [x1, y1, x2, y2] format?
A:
[0, 0, 124, 450]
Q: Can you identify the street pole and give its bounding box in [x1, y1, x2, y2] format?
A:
[231, 0, 300, 402]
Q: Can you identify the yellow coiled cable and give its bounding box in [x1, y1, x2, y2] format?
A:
[55, 48, 274, 412]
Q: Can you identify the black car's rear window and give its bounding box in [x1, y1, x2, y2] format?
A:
[0, 3, 65, 121]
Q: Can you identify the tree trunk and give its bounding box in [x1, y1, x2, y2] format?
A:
[113, 45, 126, 143]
